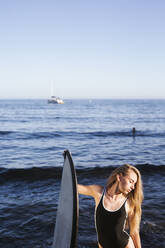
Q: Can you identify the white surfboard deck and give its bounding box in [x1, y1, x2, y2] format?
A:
[52, 150, 79, 248]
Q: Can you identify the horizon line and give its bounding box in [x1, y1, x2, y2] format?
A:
[0, 97, 165, 100]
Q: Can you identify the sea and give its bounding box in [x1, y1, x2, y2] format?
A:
[0, 99, 164, 248]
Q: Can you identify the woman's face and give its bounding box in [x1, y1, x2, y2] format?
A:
[118, 169, 137, 195]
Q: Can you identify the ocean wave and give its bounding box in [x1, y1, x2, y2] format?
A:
[0, 167, 62, 183]
[1, 130, 165, 140]
[0, 131, 63, 140]
[0, 164, 164, 184]
[83, 130, 165, 138]
[0, 131, 13, 135]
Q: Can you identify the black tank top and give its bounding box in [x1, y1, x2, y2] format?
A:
[95, 191, 129, 248]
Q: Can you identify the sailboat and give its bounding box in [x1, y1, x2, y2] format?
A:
[48, 83, 64, 104]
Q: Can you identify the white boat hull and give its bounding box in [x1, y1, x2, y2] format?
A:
[48, 96, 64, 104]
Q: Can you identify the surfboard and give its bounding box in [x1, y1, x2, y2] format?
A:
[52, 150, 79, 248]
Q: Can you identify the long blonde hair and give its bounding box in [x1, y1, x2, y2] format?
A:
[106, 164, 143, 233]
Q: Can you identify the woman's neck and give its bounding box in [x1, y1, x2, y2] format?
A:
[106, 183, 125, 201]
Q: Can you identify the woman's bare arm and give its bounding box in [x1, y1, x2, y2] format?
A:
[126, 202, 141, 248]
[77, 184, 103, 201]
[128, 210, 141, 248]
[130, 231, 141, 248]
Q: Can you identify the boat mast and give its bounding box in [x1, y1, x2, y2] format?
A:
[51, 82, 54, 97]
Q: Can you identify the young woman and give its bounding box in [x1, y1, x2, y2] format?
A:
[78, 164, 143, 248]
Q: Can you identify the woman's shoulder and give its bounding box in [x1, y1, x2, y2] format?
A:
[84, 184, 104, 198]
[91, 185, 104, 206]
[90, 184, 104, 193]
[77, 184, 104, 207]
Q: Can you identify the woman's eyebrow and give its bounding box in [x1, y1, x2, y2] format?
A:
[128, 176, 135, 183]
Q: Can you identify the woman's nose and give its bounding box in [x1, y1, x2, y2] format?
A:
[131, 184, 134, 190]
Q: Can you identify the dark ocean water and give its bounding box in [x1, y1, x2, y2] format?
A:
[0, 99, 165, 248]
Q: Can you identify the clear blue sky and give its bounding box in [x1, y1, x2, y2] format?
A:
[0, 0, 165, 99]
